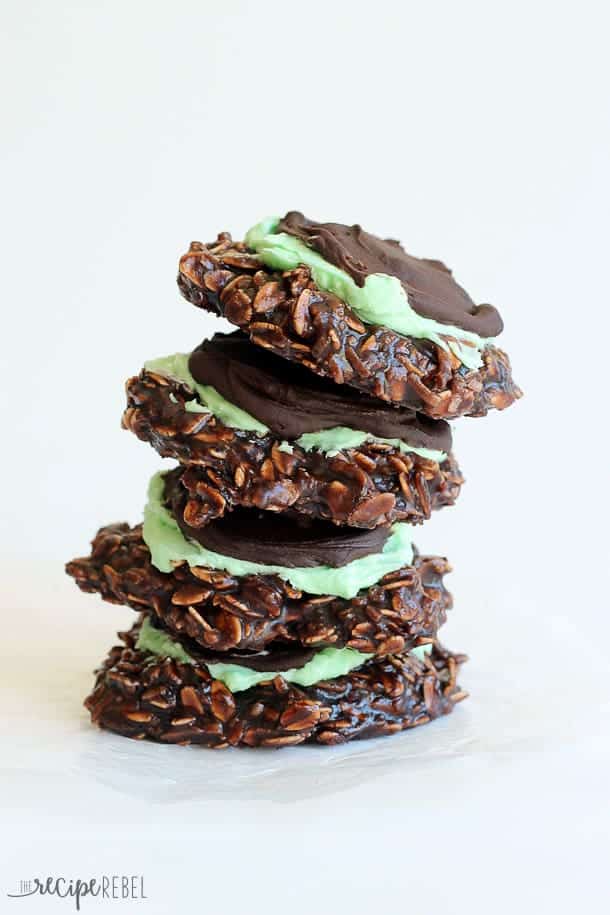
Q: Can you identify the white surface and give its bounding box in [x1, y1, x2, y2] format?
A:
[1, 1, 609, 912]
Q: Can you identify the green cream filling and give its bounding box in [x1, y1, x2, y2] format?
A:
[143, 472, 414, 600]
[145, 353, 268, 433]
[144, 353, 446, 462]
[294, 427, 444, 461]
[245, 217, 487, 370]
[136, 616, 431, 693]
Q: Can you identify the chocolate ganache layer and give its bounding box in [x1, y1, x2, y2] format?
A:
[189, 332, 451, 452]
[164, 469, 391, 568]
[277, 211, 503, 338]
[149, 619, 316, 672]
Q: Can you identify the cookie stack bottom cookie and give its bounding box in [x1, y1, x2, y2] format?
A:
[67, 470, 467, 747]
[85, 620, 466, 748]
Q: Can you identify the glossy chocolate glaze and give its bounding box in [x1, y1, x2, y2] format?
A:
[150, 619, 317, 672]
[277, 211, 503, 337]
[164, 469, 391, 568]
[189, 332, 452, 450]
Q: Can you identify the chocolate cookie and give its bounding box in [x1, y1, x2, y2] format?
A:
[65, 521, 452, 657]
[123, 336, 464, 529]
[84, 620, 467, 748]
[177, 222, 521, 420]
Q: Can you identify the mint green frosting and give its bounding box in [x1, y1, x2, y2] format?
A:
[295, 427, 445, 462]
[135, 616, 431, 693]
[143, 472, 414, 600]
[137, 616, 194, 665]
[144, 353, 446, 462]
[145, 353, 268, 433]
[245, 217, 487, 370]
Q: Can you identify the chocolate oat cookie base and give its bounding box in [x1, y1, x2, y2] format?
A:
[65, 523, 452, 655]
[123, 369, 464, 528]
[177, 235, 521, 420]
[85, 622, 467, 748]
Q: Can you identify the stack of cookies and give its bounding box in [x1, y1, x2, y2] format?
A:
[66, 212, 520, 749]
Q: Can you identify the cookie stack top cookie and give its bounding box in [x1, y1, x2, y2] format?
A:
[66, 212, 518, 748]
[179, 212, 520, 421]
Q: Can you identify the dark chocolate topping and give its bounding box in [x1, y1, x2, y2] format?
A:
[277, 211, 503, 338]
[164, 469, 391, 568]
[151, 620, 316, 672]
[189, 332, 451, 452]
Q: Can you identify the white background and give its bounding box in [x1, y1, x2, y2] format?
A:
[1, 1, 609, 912]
